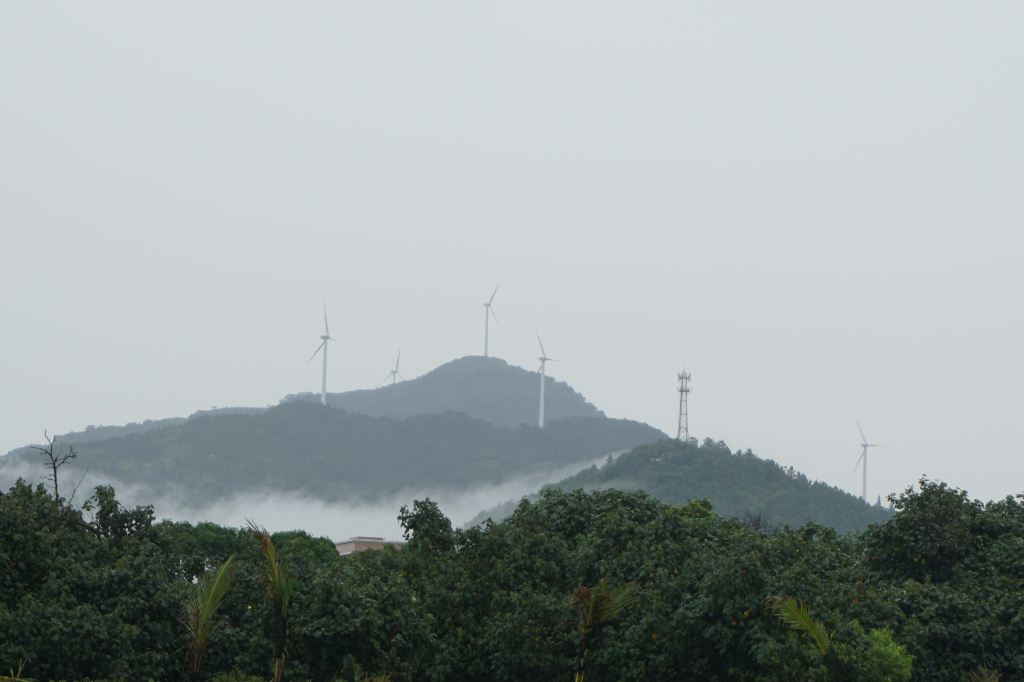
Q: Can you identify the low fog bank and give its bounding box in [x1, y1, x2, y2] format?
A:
[0, 452, 622, 542]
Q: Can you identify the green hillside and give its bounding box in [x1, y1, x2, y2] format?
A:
[2, 402, 662, 505]
[286, 356, 603, 427]
[6, 357, 598, 455]
[474, 438, 892, 532]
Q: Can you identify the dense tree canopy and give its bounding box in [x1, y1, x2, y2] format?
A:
[1, 476, 1021, 681]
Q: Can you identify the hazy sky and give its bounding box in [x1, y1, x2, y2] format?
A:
[2, 2, 1022, 505]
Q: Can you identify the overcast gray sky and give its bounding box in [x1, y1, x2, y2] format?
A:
[2, 2, 1022, 504]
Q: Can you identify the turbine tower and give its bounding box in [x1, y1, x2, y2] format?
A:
[677, 370, 692, 440]
[388, 349, 402, 385]
[483, 284, 499, 357]
[854, 421, 880, 503]
[536, 332, 556, 428]
[307, 305, 335, 406]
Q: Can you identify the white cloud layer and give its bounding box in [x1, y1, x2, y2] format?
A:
[0, 453, 617, 542]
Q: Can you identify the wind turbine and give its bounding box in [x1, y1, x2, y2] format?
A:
[853, 420, 881, 503]
[536, 332, 556, 428]
[483, 284, 499, 357]
[387, 349, 403, 385]
[307, 304, 335, 406]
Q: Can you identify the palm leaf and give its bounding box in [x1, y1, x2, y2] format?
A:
[247, 521, 295, 616]
[589, 579, 639, 628]
[575, 578, 639, 634]
[182, 555, 236, 676]
[247, 520, 295, 682]
[773, 596, 830, 656]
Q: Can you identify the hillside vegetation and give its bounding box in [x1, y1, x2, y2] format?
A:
[3, 402, 662, 505]
[286, 356, 603, 427]
[475, 438, 892, 533]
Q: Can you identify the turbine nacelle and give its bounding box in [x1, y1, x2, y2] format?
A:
[853, 420, 881, 503]
[482, 284, 500, 357]
[536, 330, 556, 429]
[309, 304, 335, 407]
[387, 349, 403, 385]
[309, 304, 337, 362]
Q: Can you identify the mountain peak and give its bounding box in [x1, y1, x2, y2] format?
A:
[286, 355, 604, 427]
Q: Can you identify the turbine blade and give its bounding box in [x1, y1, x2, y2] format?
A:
[853, 451, 864, 473]
[394, 349, 401, 371]
[323, 303, 329, 337]
[488, 283, 499, 305]
[489, 306, 500, 325]
[536, 331, 546, 358]
[307, 341, 325, 363]
[856, 420, 868, 445]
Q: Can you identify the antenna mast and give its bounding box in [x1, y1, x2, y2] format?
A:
[676, 370, 692, 441]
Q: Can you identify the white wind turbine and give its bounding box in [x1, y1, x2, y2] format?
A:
[482, 284, 499, 357]
[536, 332, 556, 428]
[387, 349, 403, 385]
[307, 304, 336, 406]
[853, 420, 881, 503]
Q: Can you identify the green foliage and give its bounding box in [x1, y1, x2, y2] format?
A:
[860, 629, 913, 682]
[772, 599, 913, 681]
[208, 671, 264, 682]
[0, 481, 180, 680]
[399, 499, 454, 556]
[0, 478, 1020, 680]
[864, 478, 981, 581]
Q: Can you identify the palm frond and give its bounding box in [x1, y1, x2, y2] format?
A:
[575, 578, 639, 635]
[182, 555, 236, 675]
[773, 596, 830, 656]
[247, 520, 295, 617]
[590, 579, 639, 627]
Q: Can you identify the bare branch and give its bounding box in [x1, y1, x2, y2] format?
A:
[32, 431, 78, 501]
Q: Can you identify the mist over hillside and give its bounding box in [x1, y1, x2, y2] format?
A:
[473, 438, 893, 533]
[2, 404, 660, 507]
[3, 355, 886, 535]
[286, 356, 603, 427]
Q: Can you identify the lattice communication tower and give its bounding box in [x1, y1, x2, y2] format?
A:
[677, 371, 692, 440]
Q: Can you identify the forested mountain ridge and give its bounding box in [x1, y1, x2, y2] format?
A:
[1, 401, 663, 505]
[5, 356, 600, 456]
[474, 438, 892, 533]
[285, 355, 603, 427]
[4, 407, 267, 451]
